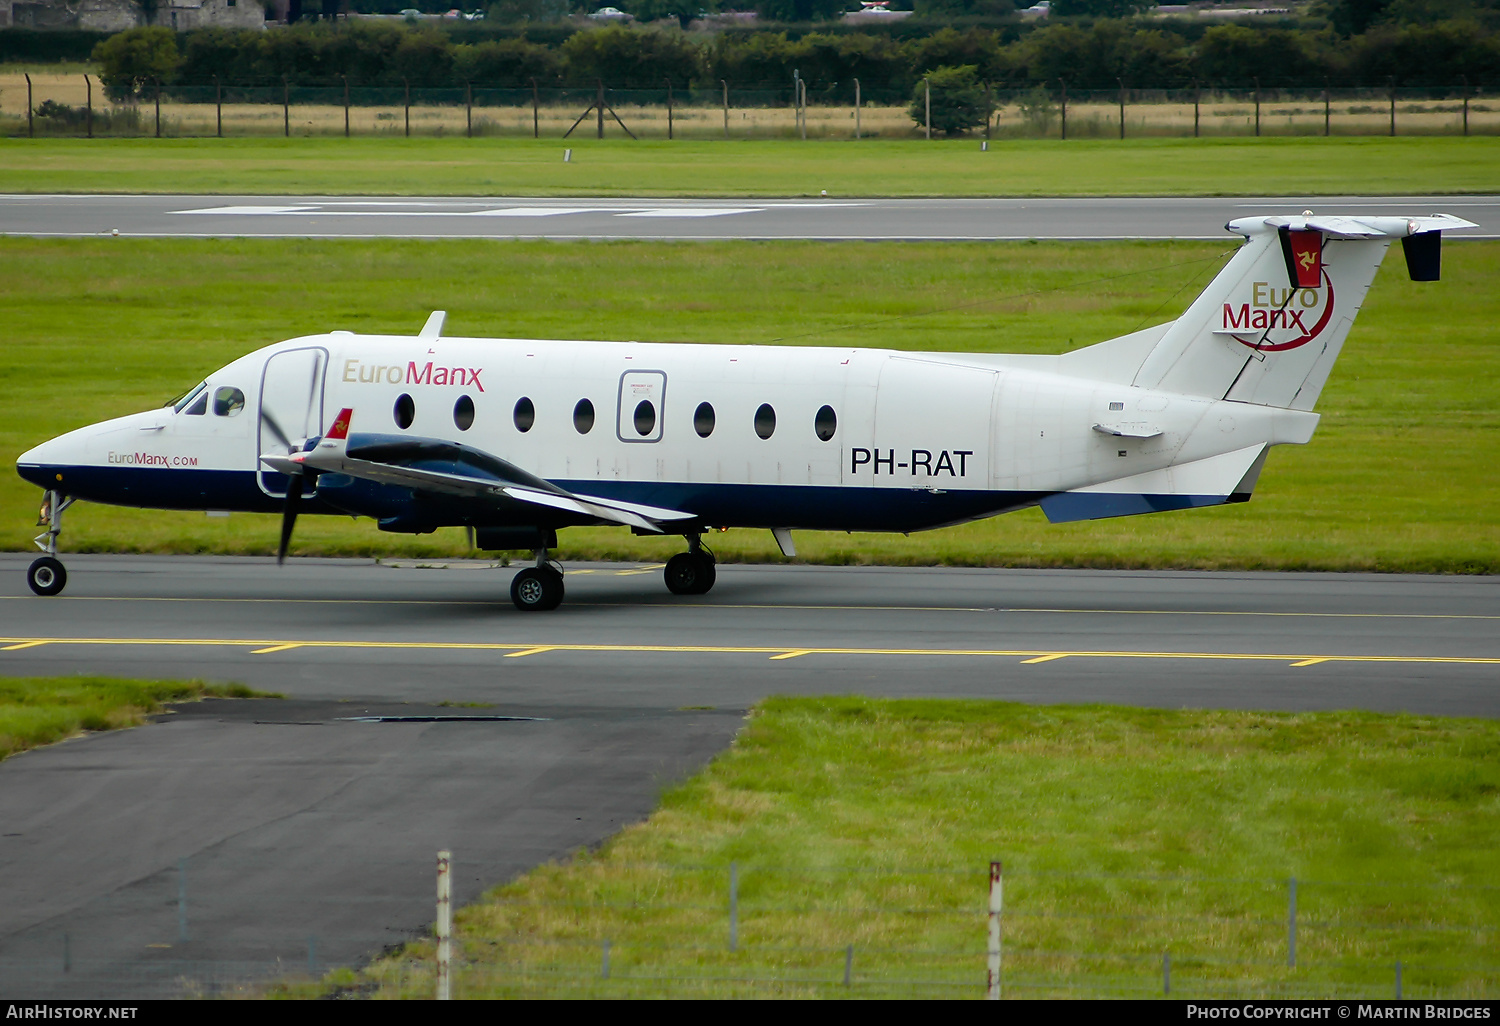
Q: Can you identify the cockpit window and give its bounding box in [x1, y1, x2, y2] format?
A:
[213, 386, 245, 417]
[183, 390, 209, 416]
[171, 382, 208, 413]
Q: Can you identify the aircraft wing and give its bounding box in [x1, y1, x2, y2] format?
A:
[259, 408, 695, 534]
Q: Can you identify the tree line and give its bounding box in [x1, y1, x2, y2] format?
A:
[90, 18, 1500, 102]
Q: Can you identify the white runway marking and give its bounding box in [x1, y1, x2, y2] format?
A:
[615, 208, 765, 218]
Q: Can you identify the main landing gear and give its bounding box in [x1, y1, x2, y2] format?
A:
[510, 549, 564, 612]
[27, 490, 74, 597]
[664, 537, 716, 596]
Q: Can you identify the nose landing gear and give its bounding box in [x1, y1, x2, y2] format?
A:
[511, 548, 565, 612]
[664, 536, 716, 596]
[27, 490, 74, 597]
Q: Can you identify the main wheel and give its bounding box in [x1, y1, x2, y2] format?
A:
[664, 552, 716, 596]
[27, 556, 67, 597]
[511, 566, 564, 612]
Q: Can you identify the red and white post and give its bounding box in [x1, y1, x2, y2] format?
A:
[986, 860, 1003, 1000]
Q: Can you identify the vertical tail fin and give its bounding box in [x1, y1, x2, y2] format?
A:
[1131, 214, 1476, 411]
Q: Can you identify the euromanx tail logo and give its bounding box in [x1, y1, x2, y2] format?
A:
[1221, 269, 1335, 352]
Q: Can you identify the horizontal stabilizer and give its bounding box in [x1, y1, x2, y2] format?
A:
[1040, 444, 1267, 523]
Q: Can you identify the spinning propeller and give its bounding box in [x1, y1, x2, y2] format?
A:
[259, 407, 316, 565]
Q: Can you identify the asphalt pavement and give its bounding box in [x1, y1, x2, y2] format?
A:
[1, 554, 1496, 997]
[4, 194, 1496, 241]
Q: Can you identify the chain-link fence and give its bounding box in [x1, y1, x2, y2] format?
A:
[4, 853, 1493, 1000]
[5, 71, 1498, 139]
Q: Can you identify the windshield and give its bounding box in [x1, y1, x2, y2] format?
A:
[169, 381, 208, 413]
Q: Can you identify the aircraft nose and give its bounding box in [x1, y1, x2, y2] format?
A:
[16, 435, 68, 489]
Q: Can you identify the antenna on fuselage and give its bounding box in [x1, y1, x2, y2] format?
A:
[420, 311, 447, 339]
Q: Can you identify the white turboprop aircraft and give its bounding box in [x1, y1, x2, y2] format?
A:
[16, 212, 1475, 610]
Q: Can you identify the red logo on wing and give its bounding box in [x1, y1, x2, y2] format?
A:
[327, 408, 354, 440]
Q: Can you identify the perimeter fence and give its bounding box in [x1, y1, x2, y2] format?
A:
[2, 853, 1495, 1000]
[5, 71, 1498, 140]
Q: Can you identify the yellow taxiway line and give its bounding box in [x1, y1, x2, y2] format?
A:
[1, 637, 1497, 667]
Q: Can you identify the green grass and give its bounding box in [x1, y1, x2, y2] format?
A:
[341, 697, 1500, 999]
[0, 136, 1496, 196]
[0, 675, 276, 761]
[3, 236, 1496, 571]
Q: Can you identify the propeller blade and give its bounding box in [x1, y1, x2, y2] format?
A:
[277, 478, 303, 565]
[260, 409, 294, 452]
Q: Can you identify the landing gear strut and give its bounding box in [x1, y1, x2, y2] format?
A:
[665, 535, 716, 596]
[27, 490, 74, 597]
[511, 548, 564, 612]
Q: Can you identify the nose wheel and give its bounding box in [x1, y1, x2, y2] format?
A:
[26, 490, 74, 596]
[27, 556, 67, 597]
[664, 544, 716, 596]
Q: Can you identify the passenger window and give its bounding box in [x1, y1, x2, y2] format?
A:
[694, 402, 715, 438]
[754, 403, 776, 440]
[814, 405, 836, 441]
[514, 397, 535, 433]
[394, 393, 415, 430]
[453, 395, 475, 432]
[184, 390, 209, 416]
[574, 398, 595, 434]
[634, 400, 656, 437]
[213, 386, 245, 417]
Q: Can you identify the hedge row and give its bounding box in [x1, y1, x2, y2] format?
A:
[48, 18, 1500, 102]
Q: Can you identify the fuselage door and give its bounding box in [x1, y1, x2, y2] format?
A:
[617, 370, 666, 443]
[257, 346, 328, 497]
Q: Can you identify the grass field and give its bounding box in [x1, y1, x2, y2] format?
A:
[332, 697, 1500, 999]
[0, 136, 1497, 197]
[0, 676, 269, 761]
[2, 236, 1496, 572]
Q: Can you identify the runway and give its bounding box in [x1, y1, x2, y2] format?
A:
[1, 553, 1496, 997]
[4, 194, 1496, 241]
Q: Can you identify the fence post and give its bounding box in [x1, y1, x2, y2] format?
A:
[1193, 80, 1200, 138]
[1118, 77, 1125, 139]
[436, 850, 452, 1000]
[601, 938, 611, 979]
[984, 81, 991, 140]
[85, 74, 92, 139]
[729, 861, 739, 951]
[283, 76, 289, 138]
[844, 944, 853, 986]
[154, 78, 161, 138]
[1395, 959, 1402, 998]
[793, 70, 804, 140]
[25, 72, 32, 138]
[854, 77, 861, 139]
[1059, 79, 1067, 140]
[1254, 76, 1260, 137]
[1163, 951, 1170, 995]
[404, 78, 410, 138]
[531, 77, 538, 138]
[214, 74, 221, 138]
[1287, 876, 1297, 968]
[1388, 77, 1396, 136]
[177, 857, 188, 942]
[1461, 76, 1469, 136]
[343, 74, 350, 138]
[596, 79, 604, 140]
[465, 80, 473, 138]
[923, 78, 931, 140]
[1324, 79, 1330, 137]
[721, 78, 729, 138]
[986, 860, 1002, 1000]
[666, 78, 673, 140]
